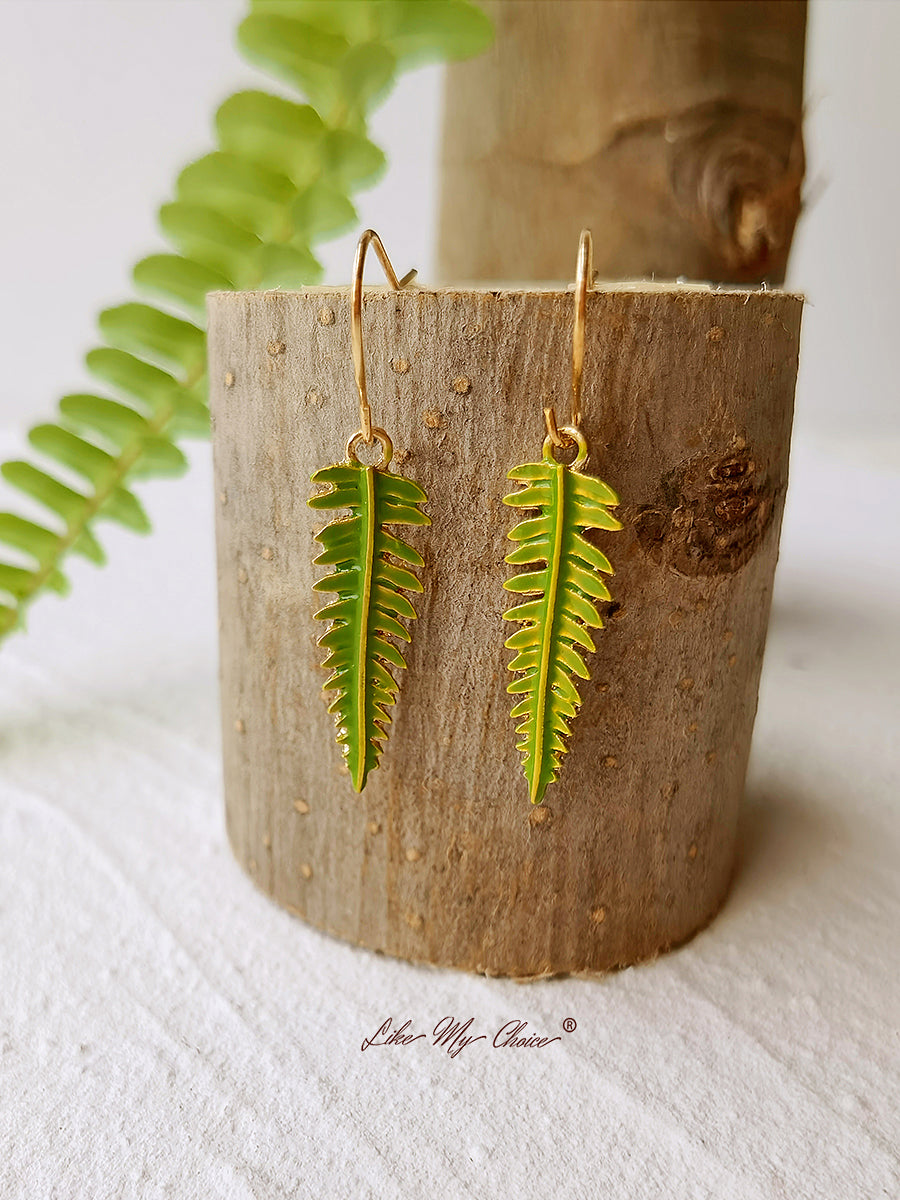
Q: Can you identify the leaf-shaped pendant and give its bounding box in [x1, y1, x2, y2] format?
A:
[309, 455, 429, 792]
[502, 440, 622, 804]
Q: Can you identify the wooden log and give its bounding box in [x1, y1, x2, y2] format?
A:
[208, 284, 802, 977]
[438, 0, 806, 285]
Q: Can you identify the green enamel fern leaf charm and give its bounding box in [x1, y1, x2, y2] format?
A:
[309, 460, 429, 792]
[502, 449, 622, 805]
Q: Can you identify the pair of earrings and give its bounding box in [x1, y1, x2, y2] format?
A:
[308, 229, 622, 805]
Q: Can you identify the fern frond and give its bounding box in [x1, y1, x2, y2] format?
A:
[309, 461, 429, 792]
[503, 457, 622, 805]
[0, 0, 491, 644]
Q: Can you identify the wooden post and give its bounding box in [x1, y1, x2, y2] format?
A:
[438, 0, 807, 284]
[208, 284, 802, 977]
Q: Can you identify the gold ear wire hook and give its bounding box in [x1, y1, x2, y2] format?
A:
[544, 228, 593, 449]
[351, 229, 417, 445]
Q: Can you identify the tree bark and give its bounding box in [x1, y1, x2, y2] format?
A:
[208, 283, 802, 977]
[438, 0, 806, 285]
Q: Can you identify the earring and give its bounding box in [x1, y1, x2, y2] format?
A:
[502, 230, 622, 805]
[308, 230, 429, 793]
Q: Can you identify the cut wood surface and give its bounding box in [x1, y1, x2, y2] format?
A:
[438, 0, 806, 285]
[208, 284, 802, 977]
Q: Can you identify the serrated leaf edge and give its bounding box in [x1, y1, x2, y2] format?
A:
[309, 459, 429, 792]
[502, 458, 621, 805]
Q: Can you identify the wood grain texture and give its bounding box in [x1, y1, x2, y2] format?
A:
[208, 284, 802, 977]
[438, 0, 806, 285]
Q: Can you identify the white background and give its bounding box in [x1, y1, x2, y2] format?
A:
[0, 0, 899, 439]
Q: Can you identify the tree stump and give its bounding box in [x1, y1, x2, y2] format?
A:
[438, 0, 807, 285]
[208, 284, 802, 977]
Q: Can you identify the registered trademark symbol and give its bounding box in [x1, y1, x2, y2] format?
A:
[562, 1017, 577, 1033]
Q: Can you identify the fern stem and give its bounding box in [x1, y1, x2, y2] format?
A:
[531, 462, 565, 803]
[353, 465, 376, 792]
[10, 367, 203, 625]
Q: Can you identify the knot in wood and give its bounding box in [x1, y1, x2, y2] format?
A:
[634, 446, 775, 577]
[667, 101, 804, 279]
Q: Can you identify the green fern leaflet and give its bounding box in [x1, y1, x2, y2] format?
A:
[309, 460, 429, 792]
[503, 452, 622, 805]
[0, 0, 491, 644]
